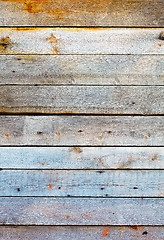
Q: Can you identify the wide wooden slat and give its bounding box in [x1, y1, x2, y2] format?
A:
[0, 197, 164, 225]
[1, 170, 164, 197]
[0, 116, 163, 146]
[0, 86, 164, 114]
[0, 0, 163, 27]
[0, 226, 163, 240]
[0, 28, 164, 54]
[1, 147, 164, 169]
[1, 55, 164, 85]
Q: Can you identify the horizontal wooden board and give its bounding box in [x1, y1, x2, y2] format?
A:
[0, 86, 164, 114]
[0, 55, 164, 85]
[0, 28, 164, 54]
[0, 116, 163, 146]
[1, 170, 164, 197]
[0, 226, 163, 240]
[0, 197, 164, 225]
[0, 0, 164, 26]
[1, 147, 164, 169]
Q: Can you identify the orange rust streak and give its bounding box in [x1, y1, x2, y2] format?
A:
[48, 184, 53, 189]
[102, 227, 110, 237]
[129, 226, 143, 231]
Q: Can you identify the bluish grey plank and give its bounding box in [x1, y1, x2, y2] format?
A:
[0, 226, 163, 240]
[0, 147, 163, 169]
[0, 198, 164, 225]
[0, 170, 164, 197]
[0, 55, 164, 85]
[0, 116, 163, 146]
[0, 86, 164, 114]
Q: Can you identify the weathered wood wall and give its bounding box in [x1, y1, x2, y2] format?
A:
[0, 0, 164, 239]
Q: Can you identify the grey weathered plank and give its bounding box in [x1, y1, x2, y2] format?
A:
[0, 55, 164, 85]
[0, 0, 163, 27]
[0, 147, 164, 169]
[0, 226, 163, 240]
[0, 116, 163, 146]
[0, 28, 164, 54]
[0, 197, 164, 225]
[1, 170, 164, 197]
[0, 86, 164, 114]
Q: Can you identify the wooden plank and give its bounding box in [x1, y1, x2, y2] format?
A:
[1, 147, 164, 169]
[0, 0, 163, 27]
[1, 170, 164, 197]
[0, 197, 164, 225]
[0, 116, 163, 146]
[0, 86, 164, 114]
[0, 28, 164, 54]
[0, 226, 163, 240]
[0, 55, 164, 86]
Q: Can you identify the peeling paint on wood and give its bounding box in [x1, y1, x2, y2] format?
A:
[0, 55, 164, 85]
[0, 28, 164, 54]
[1, 170, 164, 197]
[0, 86, 163, 114]
[0, 0, 163, 26]
[0, 147, 164, 169]
[0, 116, 163, 146]
[0, 197, 164, 225]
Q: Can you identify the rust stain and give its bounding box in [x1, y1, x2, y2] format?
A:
[119, 227, 125, 231]
[102, 227, 110, 237]
[13, 27, 38, 31]
[143, 135, 148, 140]
[48, 184, 53, 189]
[52, 47, 59, 54]
[5, 132, 9, 139]
[0, 36, 12, 53]
[151, 154, 158, 161]
[46, 34, 57, 43]
[56, 131, 61, 136]
[129, 226, 143, 231]
[72, 147, 83, 154]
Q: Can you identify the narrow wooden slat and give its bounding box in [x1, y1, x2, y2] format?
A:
[0, 0, 163, 27]
[0, 226, 163, 240]
[0, 197, 164, 225]
[0, 116, 163, 146]
[1, 55, 164, 85]
[1, 170, 164, 197]
[0, 28, 164, 54]
[1, 147, 164, 169]
[0, 86, 164, 114]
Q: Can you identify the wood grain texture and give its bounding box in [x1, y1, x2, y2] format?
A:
[0, 0, 163, 27]
[0, 28, 164, 54]
[0, 197, 164, 225]
[0, 86, 164, 114]
[0, 226, 163, 240]
[1, 170, 164, 197]
[0, 116, 163, 146]
[0, 55, 164, 85]
[1, 147, 164, 169]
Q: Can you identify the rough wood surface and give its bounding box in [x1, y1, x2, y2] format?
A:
[0, 147, 163, 169]
[0, 28, 164, 54]
[0, 86, 164, 114]
[0, 55, 164, 86]
[1, 170, 164, 197]
[0, 116, 163, 146]
[0, 197, 164, 225]
[0, 0, 163, 27]
[0, 226, 163, 240]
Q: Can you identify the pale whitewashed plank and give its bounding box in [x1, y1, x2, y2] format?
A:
[0, 55, 163, 85]
[0, 86, 163, 114]
[1, 170, 164, 197]
[0, 226, 163, 240]
[0, 147, 163, 169]
[0, 0, 163, 26]
[0, 198, 164, 225]
[0, 28, 164, 54]
[0, 116, 163, 146]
